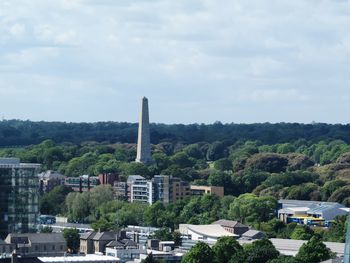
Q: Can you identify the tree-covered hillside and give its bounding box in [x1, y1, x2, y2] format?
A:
[1, 120, 350, 146]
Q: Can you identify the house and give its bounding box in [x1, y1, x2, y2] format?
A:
[211, 220, 249, 236]
[179, 224, 238, 242]
[105, 239, 144, 263]
[4, 233, 66, 257]
[80, 231, 97, 255]
[278, 199, 350, 226]
[80, 231, 118, 255]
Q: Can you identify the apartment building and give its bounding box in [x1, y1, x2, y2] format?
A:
[0, 158, 40, 237]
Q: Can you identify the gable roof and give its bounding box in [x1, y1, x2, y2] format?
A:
[93, 232, 118, 241]
[106, 239, 138, 248]
[80, 231, 97, 240]
[6, 233, 65, 244]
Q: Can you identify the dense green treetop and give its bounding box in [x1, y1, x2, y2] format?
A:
[295, 236, 335, 263]
[2, 120, 350, 146]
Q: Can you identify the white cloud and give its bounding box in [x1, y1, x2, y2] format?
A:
[0, 0, 349, 123]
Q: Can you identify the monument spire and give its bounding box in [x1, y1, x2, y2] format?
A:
[135, 96, 152, 164]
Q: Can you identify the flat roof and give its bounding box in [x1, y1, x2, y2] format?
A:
[39, 255, 119, 262]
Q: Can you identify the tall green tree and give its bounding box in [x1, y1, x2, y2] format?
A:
[63, 228, 80, 253]
[243, 239, 279, 263]
[182, 242, 214, 263]
[40, 185, 72, 215]
[295, 236, 334, 263]
[212, 236, 242, 263]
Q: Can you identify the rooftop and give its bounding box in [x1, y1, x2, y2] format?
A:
[238, 238, 345, 257]
[187, 224, 238, 238]
[241, 230, 264, 238]
[6, 233, 65, 244]
[39, 255, 118, 262]
[0, 158, 40, 168]
[212, 219, 247, 228]
[127, 175, 145, 183]
[279, 199, 341, 207]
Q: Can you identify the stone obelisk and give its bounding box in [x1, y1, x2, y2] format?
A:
[135, 97, 153, 164]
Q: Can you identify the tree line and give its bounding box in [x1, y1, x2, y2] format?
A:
[2, 120, 350, 146]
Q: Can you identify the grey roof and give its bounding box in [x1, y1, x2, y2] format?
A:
[80, 231, 97, 240]
[6, 233, 65, 244]
[92, 231, 118, 241]
[106, 239, 138, 248]
[212, 219, 247, 228]
[0, 239, 6, 245]
[279, 199, 341, 207]
[241, 230, 264, 238]
[278, 199, 349, 220]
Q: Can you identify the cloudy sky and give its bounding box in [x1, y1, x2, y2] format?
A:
[0, 0, 349, 124]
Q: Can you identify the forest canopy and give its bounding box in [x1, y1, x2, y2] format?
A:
[2, 120, 350, 146]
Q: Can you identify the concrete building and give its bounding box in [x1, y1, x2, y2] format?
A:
[114, 181, 128, 201]
[135, 97, 153, 164]
[278, 199, 349, 226]
[126, 175, 191, 205]
[153, 175, 170, 204]
[190, 185, 224, 197]
[169, 177, 191, 202]
[127, 175, 154, 204]
[0, 158, 40, 237]
[38, 171, 65, 193]
[4, 233, 66, 257]
[211, 220, 249, 236]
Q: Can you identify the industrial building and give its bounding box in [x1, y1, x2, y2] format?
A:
[278, 199, 350, 227]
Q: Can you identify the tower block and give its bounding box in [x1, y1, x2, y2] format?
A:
[135, 97, 153, 164]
